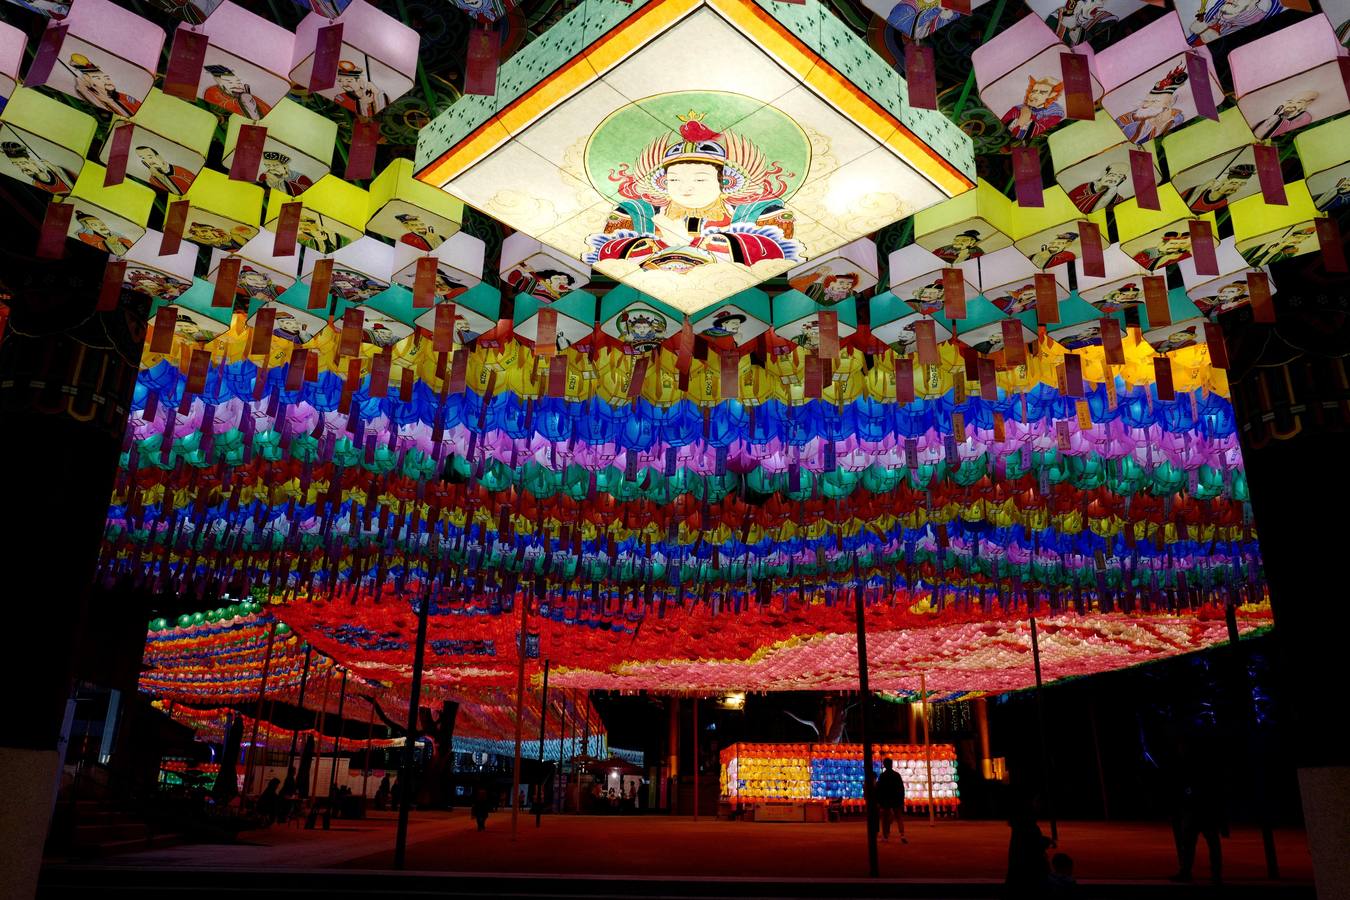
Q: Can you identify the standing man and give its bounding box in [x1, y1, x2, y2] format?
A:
[876, 758, 908, 844]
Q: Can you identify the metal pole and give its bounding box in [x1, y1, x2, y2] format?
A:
[692, 696, 699, 822]
[920, 671, 935, 826]
[362, 701, 375, 802]
[287, 645, 312, 775]
[244, 621, 278, 797]
[1030, 616, 1058, 844]
[853, 588, 879, 879]
[394, 583, 432, 869]
[510, 589, 530, 840]
[536, 659, 550, 828]
[324, 669, 348, 828]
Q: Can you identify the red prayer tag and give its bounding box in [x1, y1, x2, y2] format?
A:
[1316, 217, 1348, 274]
[308, 258, 333, 309]
[161, 200, 189, 256]
[1100, 317, 1125, 365]
[150, 306, 178, 354]
[464, 27, 501, 96]
[212, 257, 240, 307]
[229, 124, 267, 182]
[285, 348, 307, 392]
[1063, 353, 1084, 397]
[104, 123, 134, 187]
[1188, 219, 1219, 277]
[1203, 322, 1229, 368]
[400, 366, 415, 402]
[535, 307, 558, 356]
[1034, 273, 1059, 324]
[817, 310, 839, 360]
[1129, 149, 1160, 210]
[942, 267, 966, 319]
[896, 359, 915, 403]
[1078, 220, 1105, 277]
[309, 23, 344, 93]
[1186, 52, 1218, 121]
[1001, 319, 1027, 366]
[163, 26, 208, 101]
[433, 303, 458, 352]
[1012, 145, 1044, 208]
[547, 355, 568, 398]
[719, 353, 739, 399]
[1143, 275, 1170, 327]
[346, 119, 380, 181]
[369, 351, 391, 397]
[978, 356, 998, 401]
[630, 355, 651, 400]
[1247, 271, 1275, 322]
[1252, 143, 1287, 206]
[803, 355, 823, 399]
[1060, 52, 1094, 121]
[250, 306, 276, 357]
[186, 348, 211, 395]
[25, 23, 68, 89]
[273, 202, 302, 257]
[906, 44, 937, 110]
[913, 318, 939, 366]
[339, 308, 364, 357]
[37, 200, 72, 259]
[98, 258, 127, 311]
[413, 256, 438, 309]
[1153, 356, 1176, 401]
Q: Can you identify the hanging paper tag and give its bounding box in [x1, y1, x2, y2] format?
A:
[285, 348, 307, 392]
[1251, 143, 1286, 206]
[161, 200, 189, 256]
[104, 123, 134, 187]
[942, 267, 966, 319]
[913, 317, 939, 366]
[1153, 356, 1176, 401]
[339, 357, 361, 414]
[804, 355, 823, 398]
[1078, 220, 1105, 277]
[150, 306, 178, 354]
[1077, 399, 1092, 430]
[1203, 322, 1229, 368]
[212, 256, 240, 307]
[98, 259, 127, 311]
[308, 257, 333, 309]
[1034, 273, 1059, 324]
[339, 308, 364, 357]
[978, 356, 997, 400]
[24, 23, 68, 89]
[1055, 418, 1072, 451]
[448, 348, 469, 394]
[1188, 219, 1219, 276]
[346, 119, 380, 181]
[1011, 145, 1044, 207]
[993, 411, 1006, 442]
[1316, 217, 1348, 274]
[543, 354, 567, 398]
[719, 352, 739, 399]
[952, 412, 966, 444]
[163, 26, 208, 100]
[1129, 149, 1159, 210]
[896, 358, 915, 403]
[1100, 317, 1124, 365]
[37, 200, 72, 259]
[250, 306, 275, 357]
[1060, 52, 1094, 121]
[370, 351, 391, 397]
[465, 27, 501, 96]
[1143, 275, 1170, 327]
[229, 124, 267, 182]
[309, 22, 344, 92]
[413, 256, 438, 309]
[1063, 352, 1084, 397]
[817, 310, 839, 360]
[433, 303, 458, 352]
[273, 202, 302, 257]
[1247, 271, 1275, 322]
[1001, 319, 1027, 366]
[1186, 52, 1218, 121]
[906, 44, 937, 110]
[304, 346, 320, 382]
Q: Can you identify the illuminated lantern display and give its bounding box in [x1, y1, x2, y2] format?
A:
[600, 289, 682, 356]
[1047, 110, 1160, 214]
[415, 0, 974, 312]
[1229, 180, 1323, 267]
[64, 162, 154, 255]
[1178, 236, 1273, 318]
[887, 244, 977, 316]
[1114, 183, 1217, 273]
[97, 89, 215, 193]
[1094, 12, 1224, 145]
[40, 0, 165, 117]
[1229, 15, 1350, 141]
[721, 743, 959, 813]
[176, 167, 265, 252]
[392, 231, 486, 300]
[304, 234, 395, 303]
[122, 229, 198, 301]
[263, 175, 368, 251]
[196, 0, 296, 120]
[868, 291, 952, 356]
[223, 98, 338, 196]
[368, 158, 465, 249]
[859, 0, 992, 41]
[513, 290, 596, 353]
[1161, 108, 1259, 214]
[972, 14, 1101, 141]
[1295, 115, 1350, 214]
[0, 21, 23, 105]
[1071, 244, 1148, 312]
[412, 282, 500, 348]
[150, 277, 235, 344]
[499, 232, 590, 304]
[1010, 185, 1109, 271]
[960, 245, 1067, 317]
[209, 231, 302, 303]
[1140, 286, 1208, 355]
[0, 88, 96, 195]
[290, 0, 419, 117]
[1025, 0, 1145, 46]
[690, 289, 772, 347]
[913, 178, 1014, 261]
[1173, 0, 1289, 45]
[771, 290, 857, 355]
[785, 238, 879, 306]
[247, 280, 329, 346]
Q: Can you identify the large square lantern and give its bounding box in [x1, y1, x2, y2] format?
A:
[263, 175, 368, 251]
[785, 237, 878, 306]
[392, 231, 485, 299]
[887, 243, 977, 316]
[868, 292, 952, 356]
[1047, 110, 1160, 214]
[1178, 236, 1273, 318]
[972, 14, 1101, 141]
[1094, 12, 1224, 145]
[122, 229, 198, 301]
[223, 99, 337, 195]
[500, 232, 591, 303]
[303, 234, 395, 303]
[196, 0, 295, 121]
[1, 21, 23, 106]
[690, 289, 772, 347]
[65, 162, 154, 255]
[208, 231, 301, 302]
[1230, 180, 1323, 267]
[1295, 116, 1350, 214]
[41, 0, 164, 117]
[1071, 244, 1147, 312]
[248, 283, 329, 347]
[290, 0, 418, 118]
[412, 283, 501, 348]
[771, 290, 857, 354]
[97, 89, 215, 193]
[1114, 183, 1217, 272]
[960, 245, 1068, 316]
[368, 158, 465, 250]
[1229, 16, 1350, 141]
[175, 167, 264, 252]
[415, 0, 974, 315]
[1162, 108, 1259, 214]
[1026, 0, 1146, 46]
[913, 177, 1014, 262]
[0, 87, 96, 195]
[1011, 185, 1108, 271]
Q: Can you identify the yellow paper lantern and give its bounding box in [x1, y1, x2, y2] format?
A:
[65, 162, 155, 256]
[1011, 185, 1109, 270]
[174, 167, 265, 252]
[0, 87, 96, 196]
[367, 158, 465, 249]
[1114, 184, 1218, 272]
[1229, 180, 1323, 267]
[914, 178, 1015, 262]
[97, 88, 215, 193]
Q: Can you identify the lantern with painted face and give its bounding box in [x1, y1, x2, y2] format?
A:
[40, 0, 164, 118]
[392, 232, 486, 300]
[0, 21, 23, 106]
[122, 229, 198, 301]
[0, 87, 95, 195]
[1047, 110, 1160, 215]
[65, 162, 154, 256]
[514, 290, 596, 354]
[263, 175, 368, 252]
[691, 290, 772, 347]
[98, 89, 214, 194]
[500, 232, 590, 304]
[368, 158, 465, 250]
[1162, 108, 1260, 215]
[208, 231, 301, 304]
[860, 0, 992, 42]
[1025, 0, 1146, 46]
[1177, 236, 1273, 318]
[1071, 245, 1148, 312]
[151, 277, 235, 344]
[1114, 184, 1217, 273]
[411, 282, 501, 349]
[972, 14, 1102, 141]
[334, 285, 417, 353]
[1229, 180, 1323, 267]
[1011, 186, 1108, 271]
[1047, 294, 1123, 350]
[1230, 15, 1350, 141]
[303, 234, 394, 304]
[223, 99, 337, 196]
[771, 290, 857, 355]
[868, 291, 953, 358]
[957, 317, 1036, 357]
[290, 0, 418, 118]
[195, 0, 295, 121]
[914, 178, 1015, 263]
[248, 282, 329, 347]
[175, 168, 264, 252]
[888, 244, 977, 317]
[784, 238, 878, 306]
[601, 289, 682, 356]
[1141, 290, 1208, 355]
[960, 245, 1067, 317]
[1295, 116, 1350, 215]
[1173, 0, 1289, 45]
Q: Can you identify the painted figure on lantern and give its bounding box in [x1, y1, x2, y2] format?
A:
[1185, 0, 1281, 45]
[1115, 66, 1188, 145]
[1, 141, 76, 194]
[126, 267, 191, 300]
[1029, 232, 1078, 268]
[237, 267, 280, 302]
[885, 0, 961, 40]
[73, 211, 134, 255]
[585, 112, 802, 273]
[1179, 163, 1255, 212]
[1047, 0, 1118, 44]
[1097, 281, 1142, 312]
[1251, 92, 1318, 140]
[136, 145, 195, 193]
[1001, 76, 1065, 141]
[1314, 176, 1350, 213]
[1150, 324, 1201, 352]
[1131, 231, 1192, 270]
[297, 214, 343, 253]
[203, 65, 271, 120]
[257, 151, 313, 195]
[1194, 282, 1250, 315]
[393, 213, 445, 250]
[1068, 165, 1127, 214]
[788, 270, 862, 304]
[187, 221, 252, 251]
[334, 61, 385, 117]
[616, 308, 670, 353]
[504, 265, 576, 302]
[69, 54, 141, 116]
[933, 229, 985, 263]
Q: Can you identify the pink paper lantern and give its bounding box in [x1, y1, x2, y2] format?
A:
[195, 0, 296, 121]
[41, 0, 165, 117]
[972, 14, 1101, 141]
[290, 0, 418, 118]
[1229, 15, 1350, 141]
[0, 22, 24, 103]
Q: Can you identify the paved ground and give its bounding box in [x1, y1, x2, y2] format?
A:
[80, 811, 1311, 886]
